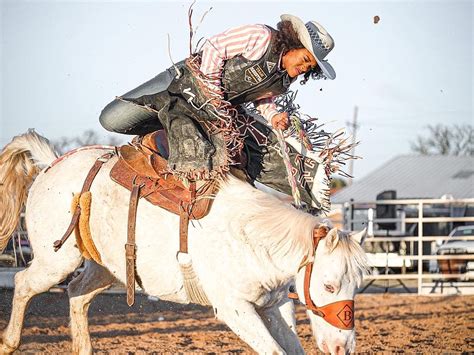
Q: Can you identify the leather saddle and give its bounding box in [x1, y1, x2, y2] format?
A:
[110, 130, 217, 220]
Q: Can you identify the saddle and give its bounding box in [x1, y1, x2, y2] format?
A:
[110, 130, 217, 220]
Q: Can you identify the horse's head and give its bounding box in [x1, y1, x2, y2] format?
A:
[295, 227, 369, 354]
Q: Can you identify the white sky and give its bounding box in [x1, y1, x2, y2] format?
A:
[1, 0, 472, 179]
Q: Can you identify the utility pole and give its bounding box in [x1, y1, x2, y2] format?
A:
[347, 106, 359, 185]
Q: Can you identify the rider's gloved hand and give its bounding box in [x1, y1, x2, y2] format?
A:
[271, 112, 290, 130]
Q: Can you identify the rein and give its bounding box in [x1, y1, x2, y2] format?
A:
[288, 229, 355, 331]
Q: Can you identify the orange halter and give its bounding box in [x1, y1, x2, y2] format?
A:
[288, 228, 355, 330]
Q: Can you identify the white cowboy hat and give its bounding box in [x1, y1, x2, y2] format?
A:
[280, 14, 336, 80]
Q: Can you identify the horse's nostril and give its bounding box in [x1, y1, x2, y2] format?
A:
[324, 283, 335, 293]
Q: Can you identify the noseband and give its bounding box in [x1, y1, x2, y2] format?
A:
[288, 228, 355, 330]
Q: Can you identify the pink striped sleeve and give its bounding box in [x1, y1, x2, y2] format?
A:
[255, 97, 279, 123]
[200, 24, 271, 96]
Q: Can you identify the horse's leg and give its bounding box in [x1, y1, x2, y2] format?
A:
[1, 254, 82, 354]
[258, 298, 305, 355]
[214, 299, 286, 354]
[68, 260, 115, 355]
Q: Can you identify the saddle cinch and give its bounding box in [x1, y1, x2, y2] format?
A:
[53, 130, 219, 306]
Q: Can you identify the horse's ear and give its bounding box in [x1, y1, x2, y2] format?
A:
[351, 228, 367, 245]
[324, 228, 340, 250]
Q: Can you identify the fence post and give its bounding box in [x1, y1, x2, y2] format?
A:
[400, 208, 406, 235]
[350, 199, 354, 231]
[343, 202, 350, 230]
[417, 202, 423, 294]
[367, 208, 374, 237]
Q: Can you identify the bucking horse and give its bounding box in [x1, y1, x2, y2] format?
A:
[0, 130, 368, 354]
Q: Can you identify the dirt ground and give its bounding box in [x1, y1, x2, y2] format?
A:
[0, 289, 473, 353]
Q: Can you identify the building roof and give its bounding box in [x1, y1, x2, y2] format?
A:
[332, 155, 474, 203]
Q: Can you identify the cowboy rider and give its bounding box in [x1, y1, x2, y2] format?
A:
[99, 14, 336, 207]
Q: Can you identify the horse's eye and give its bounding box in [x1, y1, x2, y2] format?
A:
[324, 284, 335, 293]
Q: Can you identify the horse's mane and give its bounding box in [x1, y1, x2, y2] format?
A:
[330, 232, 370, 287]
[217, 175, 370, 283]
[218, 175, 320, 266]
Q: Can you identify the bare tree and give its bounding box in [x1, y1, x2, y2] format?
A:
[411, 124, 473, 156]
[52, 129, 125, 155]
[330, 177, 347, 194]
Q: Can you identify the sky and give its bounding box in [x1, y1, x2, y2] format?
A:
[1, 0, 472, 179]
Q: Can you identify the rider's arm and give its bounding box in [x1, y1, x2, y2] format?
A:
[254, 97, 280, 125]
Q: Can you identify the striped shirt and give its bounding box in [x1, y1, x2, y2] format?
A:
[200, 24, 280, 122]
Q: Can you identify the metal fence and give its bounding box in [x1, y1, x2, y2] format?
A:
[342, 198, 474, 295]
[0, 213, 31, 268]
[2, 202, 474, 295]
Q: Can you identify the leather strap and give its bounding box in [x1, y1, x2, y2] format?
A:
[303, 237, 325, 317]
[178, 182, 196, 254]
[126, 181, 142, 306]
[53, 152, 114, 252]
[179, 204, 190, 254]
[125, 181, 142, 306]
[293, 230, 356, 330]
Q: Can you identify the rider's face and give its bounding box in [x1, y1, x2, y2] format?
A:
[282, 48, 318, 78]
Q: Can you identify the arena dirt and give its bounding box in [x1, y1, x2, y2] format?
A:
[0, 290, 473, 353]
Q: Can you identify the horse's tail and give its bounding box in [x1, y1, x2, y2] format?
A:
[0, 129, 58, 253]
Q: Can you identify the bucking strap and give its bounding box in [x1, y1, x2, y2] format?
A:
[126, 181, 142, 307]
[53, 152, 114, 252]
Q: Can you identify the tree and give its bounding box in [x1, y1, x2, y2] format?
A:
[52, 129, 125, 155]
[330, 177, 347, 195]
[410, 124, 473, 156]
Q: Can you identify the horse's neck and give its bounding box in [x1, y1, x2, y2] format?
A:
[267, 238, 313, 280]
[213, 176, 316, 280]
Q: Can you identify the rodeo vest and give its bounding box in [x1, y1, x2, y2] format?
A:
[221, 27, 293, 105]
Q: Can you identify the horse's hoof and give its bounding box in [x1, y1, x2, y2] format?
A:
[0, 339, 16, 355]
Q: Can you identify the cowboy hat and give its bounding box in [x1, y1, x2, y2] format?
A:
[280, 14, 336, 80]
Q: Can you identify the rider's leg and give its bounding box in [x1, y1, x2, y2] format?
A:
[244, 119, 321, 207]
[99, 65, 179, 135]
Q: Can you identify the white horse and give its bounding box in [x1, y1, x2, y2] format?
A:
[0, 131, 369, 355]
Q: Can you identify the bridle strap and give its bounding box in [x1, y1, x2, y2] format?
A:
[303, 235, 324, 316]
[291, 227, 356, 330]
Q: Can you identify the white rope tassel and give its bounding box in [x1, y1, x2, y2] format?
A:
[177, 252, 211, 306]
